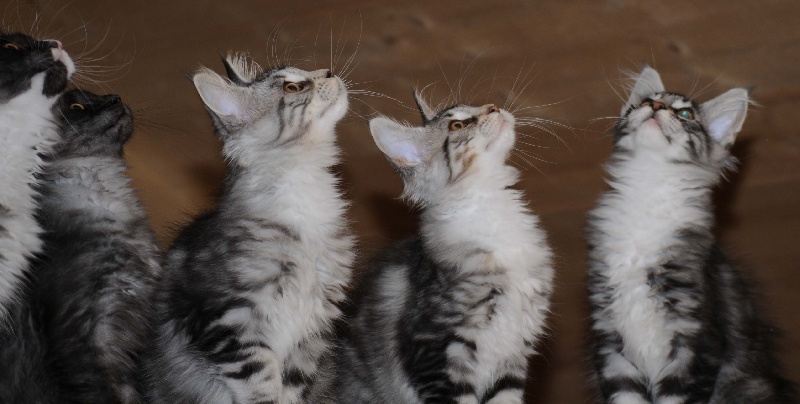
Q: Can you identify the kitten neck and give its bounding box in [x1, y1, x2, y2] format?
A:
[218, 128, 343, 222]
[419, 164, 546, 272]
[602, 151, 718, 230]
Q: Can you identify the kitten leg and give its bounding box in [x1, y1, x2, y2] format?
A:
[280, 336, 330, 403]
[205, 314, 284, 403]
[482, 373, 527, 404]
[593, 329, 650, 404]
[218, 342, 283, 404]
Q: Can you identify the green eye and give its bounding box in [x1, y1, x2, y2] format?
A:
[677, 109, 694, 120]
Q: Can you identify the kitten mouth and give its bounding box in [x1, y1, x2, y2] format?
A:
[645, 117, 662, 129]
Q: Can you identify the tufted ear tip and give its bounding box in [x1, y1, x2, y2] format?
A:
[412, 89, 437, 123]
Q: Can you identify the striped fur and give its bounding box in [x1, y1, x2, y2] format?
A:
[145, 56, 354, 404]
[317, 98, 553, 403]
[28, 89, 161, 403]
[587, 67, 796, 403]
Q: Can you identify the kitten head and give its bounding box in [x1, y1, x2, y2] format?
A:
[192, 53, 348, 153]
[0, 32, 75, 103]
[54, 89, 134, 158]
[370, 93, 516, 206]
[616, 67, 749, 170]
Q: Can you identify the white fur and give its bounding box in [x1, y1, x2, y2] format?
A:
[591, 154, 713, 380]
[0, 72, 65, 325]
[423, 172, 553, 398]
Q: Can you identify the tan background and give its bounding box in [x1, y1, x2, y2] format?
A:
[6, 0, 798, 402]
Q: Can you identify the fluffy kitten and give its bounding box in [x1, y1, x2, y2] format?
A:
[31, 89, 161, 403]
[587, 67, 796, 403]
[322, 95, 554, 403]
[0, 32, 74, 325]
[146, 54, 354, 404]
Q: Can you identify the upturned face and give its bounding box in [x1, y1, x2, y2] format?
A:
[54, 89, 133, 158]
[0, 32, 75, 103]
[369, 94, 517, 205]
[193, 54, 348, 146]
[615, 67, 749, 168]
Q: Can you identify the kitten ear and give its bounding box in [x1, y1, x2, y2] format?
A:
[370, 117, 427, 168]
[700, 88, 749, 147]
[413, 91, 437, 123]
[622, 67, 666, 115]
[193, 69, 249, 119]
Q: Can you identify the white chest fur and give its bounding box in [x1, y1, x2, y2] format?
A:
[0, 87, 59, 323]
[591, 157, 713, 378]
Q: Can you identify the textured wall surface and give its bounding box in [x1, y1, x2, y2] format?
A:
[6, 1, 798, 401]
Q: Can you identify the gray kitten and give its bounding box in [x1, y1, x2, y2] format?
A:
[145, 54, 354, 404]
[587, 67, 796, 403]
[317, 95, 554, 403]
[36, 89, 161, 403]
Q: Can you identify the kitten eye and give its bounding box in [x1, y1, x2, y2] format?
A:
[449, 120, 466, 131]
[69, 103, 85, 110]
[283, 82, 305, 93]
[677, 109, 695, 120]
[2, 43, 21, 51]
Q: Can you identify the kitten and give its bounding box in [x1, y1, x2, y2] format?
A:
[321, 95, 554, 403]
[0, 32, 74, 325]
[31, 89, 161, 403]
[145, 54, 354, 404]
[586, 67, 796, 403]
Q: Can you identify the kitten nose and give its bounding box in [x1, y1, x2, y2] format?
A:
[105, 95, 122, 104]
[47, 40, 62, 50]
[651, 101, 666, 111]
[486, 104, 499, 114]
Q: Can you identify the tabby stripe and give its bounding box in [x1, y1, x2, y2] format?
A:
[601, 377, 649, 399]
[483, 375, 525, 400]
[223, 361, 266, 380]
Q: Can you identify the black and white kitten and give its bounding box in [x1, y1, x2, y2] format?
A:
[28, 89, 161, 403]
[146, 54, 354, 403]
[323, 96, 554, 403]
[0, 32, 74, 325]
[587, 67, 796, 403]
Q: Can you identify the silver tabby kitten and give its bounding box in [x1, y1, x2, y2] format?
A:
[321, 95, 554, 403]
[146, 54, 354, 404]
[0, 32, 74, 326]
[33, 89, 161, 403]
[587, 67, 796, 403]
